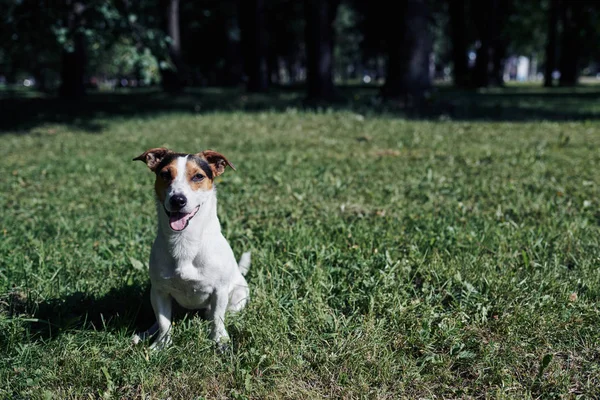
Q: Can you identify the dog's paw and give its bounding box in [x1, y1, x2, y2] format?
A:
[132, 334, 142, 345]
[149, 334, 172, 351]
[216, 342, 230, 354]
[132, 330, 153, 345]
[132, 332, 150, 345]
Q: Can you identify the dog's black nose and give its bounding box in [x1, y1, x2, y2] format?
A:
[170, 194, 187, 209]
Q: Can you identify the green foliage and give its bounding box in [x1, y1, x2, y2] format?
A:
[334, 2, 363, 81]
[78, 1, 168, 85]
[3, 0, 600, 91]
[0, 0, 62, 84]
[90, 40, 161, 86]
[429, 0, 452, 72]
[505, 0, 548, 56]
[1, 87, 600, 397]
[1, 0, 169, 88]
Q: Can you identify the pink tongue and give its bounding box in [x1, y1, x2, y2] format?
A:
[169, 212, 191, 231]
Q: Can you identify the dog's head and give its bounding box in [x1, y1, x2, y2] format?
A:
[134, 148, 235, 231]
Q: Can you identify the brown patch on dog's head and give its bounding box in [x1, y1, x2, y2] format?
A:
[133, 147, 172, 171]
[186, 159, 214, 191]
[199, 150, 236, 177]
[153, 158, 179, 203]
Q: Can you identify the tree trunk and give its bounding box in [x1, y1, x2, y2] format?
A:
[473, 0, 507, 88]
[558, 1, 581, 86]
[491, 36, 507, 86]
[268, 53, 279, 85]
[304, 0, 340, 101]
[34, 65, 48, 92]
[472, 0, 492, 87]
[161, 0, 185, 92]
[381, 0, 431, 100]
[240, 0, 269, 92]
[223, 16, 243, 86]
[544, 0, 559, 87]
[448, 0, 469, 87]
[59, 1, 86, 99]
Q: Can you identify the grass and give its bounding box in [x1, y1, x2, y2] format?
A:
[1, 86, 600, 398]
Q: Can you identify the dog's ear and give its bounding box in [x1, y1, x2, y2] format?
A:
[200, 150, 236, 177]
[133, 148, 172, 171]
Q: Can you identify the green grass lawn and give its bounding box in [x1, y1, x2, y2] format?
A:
[1, 87, 600, 398]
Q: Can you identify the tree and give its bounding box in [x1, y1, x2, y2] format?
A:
[1, 0, 63, 91]
[558, 1, 583, 86]
[239, 0, 269, 92]
[265, 0, 306, 84]
[472, 0, 517, 88]
[381, 0, 431, 100]
[161, 0, 185, 92]
[353, 0, 386, 80]
[472, 0, 497, 87]
[334, 3, 363, 83]
[59, 1, 87, 98]
[544, 0, 559, 87]
[178, 0, 242, 86]
[304, 0, 340, 101]
[448, 0, 468, 87]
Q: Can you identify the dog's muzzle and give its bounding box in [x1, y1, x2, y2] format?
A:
[164, 205, 200, 231]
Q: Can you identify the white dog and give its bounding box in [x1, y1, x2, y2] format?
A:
[132, 147, 250, 350]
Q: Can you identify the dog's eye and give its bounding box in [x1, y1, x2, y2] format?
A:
[192, 174, 204, 182]
[160, 170, 171, 181]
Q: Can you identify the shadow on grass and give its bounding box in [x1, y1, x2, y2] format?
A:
[11, 285, 156, 340]
[6, 284, 213, 342]
[2, 84, 600, 134]
[4, 284, 235, 343]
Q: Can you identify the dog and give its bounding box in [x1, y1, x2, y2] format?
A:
[131, 147, 250, 350]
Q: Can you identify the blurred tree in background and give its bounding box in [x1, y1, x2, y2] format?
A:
[304, 0, 340, 101]
[2, 0, 600, 101]
[2, 0, 63, 91]
[380, 0, 432, 100]
[240, 0, 269, 92]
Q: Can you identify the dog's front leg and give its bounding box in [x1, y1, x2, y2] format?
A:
[149, 287, 173, 350]
[208, 288, 230, 349]
[132, 322, 158, 345]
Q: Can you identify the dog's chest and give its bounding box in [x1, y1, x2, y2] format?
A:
[156, 262, 215, 309]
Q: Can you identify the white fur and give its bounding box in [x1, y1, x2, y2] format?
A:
[133, 156, 250, 349]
